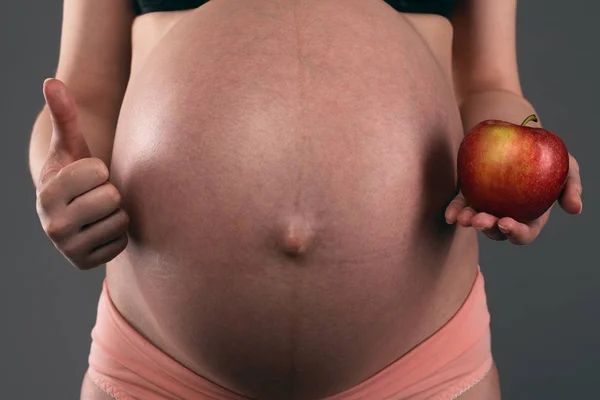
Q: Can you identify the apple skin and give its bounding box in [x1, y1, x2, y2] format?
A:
[457, 116, 569, 223]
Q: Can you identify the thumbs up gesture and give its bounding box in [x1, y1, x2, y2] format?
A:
[36, 79, 129, 270]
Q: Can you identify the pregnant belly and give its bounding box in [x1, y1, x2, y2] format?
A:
[108, 0, 471, 398]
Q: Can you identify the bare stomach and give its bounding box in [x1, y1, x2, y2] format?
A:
[108, 0, 479, 398]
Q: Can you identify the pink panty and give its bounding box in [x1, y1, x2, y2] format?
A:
[87, 268, 492, 400]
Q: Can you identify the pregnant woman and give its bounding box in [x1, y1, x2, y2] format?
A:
[29, 0, 583, 399]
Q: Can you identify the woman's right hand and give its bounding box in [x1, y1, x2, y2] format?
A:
[36, 78, 129, 270]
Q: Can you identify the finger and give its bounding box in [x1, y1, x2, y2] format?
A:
[457, 207, 477, 227]
[53, 158, 110, 205]
[470, 212, 499, 231]
[445, 193, 468, 224]
[65, 210, 129, 270]
[68, 182, 121, 228]
[558, 155, 582, 215]
[36, 158, 109, 216]
[77, 209, 129, 250]
[497, 216, 545, 245]
[86, 235, 129, 269]
[43, 78, 82, 152]
[469, 213, 508, 241]
[40, 79, 91, 186]
[482, 226, 508, 241]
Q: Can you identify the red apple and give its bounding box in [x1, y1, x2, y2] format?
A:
[457, 114, 569, 222]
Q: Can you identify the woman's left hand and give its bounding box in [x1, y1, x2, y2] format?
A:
[444, 153, 583, 245]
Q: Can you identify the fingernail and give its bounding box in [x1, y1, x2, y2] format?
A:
[578, 200, 583, 214]
[498, 224, 510, 234]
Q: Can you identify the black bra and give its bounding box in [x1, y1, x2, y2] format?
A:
[133, 0, 456, 18]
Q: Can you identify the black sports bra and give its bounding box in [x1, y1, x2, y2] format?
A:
[133, 0, 456, 19]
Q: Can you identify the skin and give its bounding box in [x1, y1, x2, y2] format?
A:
[107, 6, 479, 397]
[81, 373, 112, 400]
[446, 0, 583, 244]
[27, 0, 583, 399]
[445, 153, 582, 244]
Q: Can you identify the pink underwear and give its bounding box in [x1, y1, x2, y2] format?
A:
[87, 268, 492, 399]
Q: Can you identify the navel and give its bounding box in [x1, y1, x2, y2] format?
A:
[277, 215, 316, 258]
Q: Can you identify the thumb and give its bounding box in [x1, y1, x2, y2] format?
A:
[39, 78, 91, 185]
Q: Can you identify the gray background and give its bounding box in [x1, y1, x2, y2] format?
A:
[1, 0, 598, 399]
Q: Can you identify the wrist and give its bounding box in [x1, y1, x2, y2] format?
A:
[458, 89, 540, 132]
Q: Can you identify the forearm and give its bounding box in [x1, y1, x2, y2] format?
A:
[28, 104, 117, 190]
[458, 89, 542, 132]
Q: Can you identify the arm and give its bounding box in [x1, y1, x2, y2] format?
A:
[28, 0, 134, 189]
[451, 0, 537, 130]
[446, 0, 582, 244]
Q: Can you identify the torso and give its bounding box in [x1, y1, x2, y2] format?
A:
[107, 0, 479, 398]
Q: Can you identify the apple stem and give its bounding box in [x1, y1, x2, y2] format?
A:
[521, 114, 538, 126]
